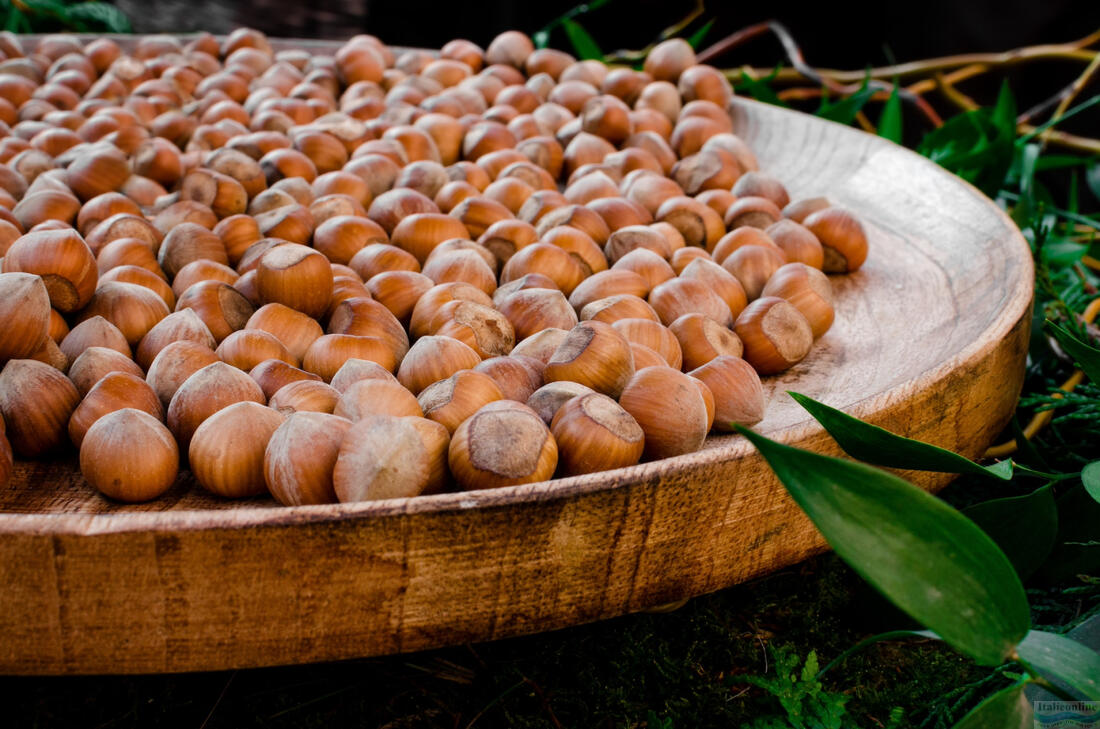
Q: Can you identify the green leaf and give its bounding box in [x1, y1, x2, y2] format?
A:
[991, 80, 1018, 140]
[561, 18, 603, 60]
[736, 69, 788, 108]
[1084, 462, 1100, 504]
[963, 484, 1058, 580]
[1046, 321, 1100, 383]
[735, 427, 1031, 666]
[788, 392, 1012, 479]
[877, 84, 903, 143]
[951, 682, 1032, 729]
[1017, 630, 1100, 700]
[686, 19, 715, 50]
[816, 77, 875, 125]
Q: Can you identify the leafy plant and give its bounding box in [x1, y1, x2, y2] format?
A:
[0, 0, 130, 33]
[740, 647, 850, 729]
[736, 392, 1100, 727]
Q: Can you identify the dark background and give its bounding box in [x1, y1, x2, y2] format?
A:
[114, 0, 1100, 66]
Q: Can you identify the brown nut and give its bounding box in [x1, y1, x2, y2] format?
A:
[0, 358, 80, 457]
[431, 300, 515, 358]
[77, 281, 170, 346]
[264, 411, 353, 506]
[68, 371, 162, 449]
[689, 355, 766, 430]
[648, 276, 732, 327]
[334, 415, 450, 501]
[246, 302, 324, 362]
[760, 262, 835, 339]
[59, 315, 130, 363]
[551, 393, 644, 475]
[802, 207, 869, 273]
[255, 242, 334, 319]
[332, 378, 421, 422]
[611, 318, 682, 369]
[543, 320, 635, 399]
[396, 335, 482, 395]
[579, 294, 660, 324]
[4, 228, 98, 312]
[733, 296, 814, 375]
[473, 355, 543, 403]
[250, 359, 324, 400]
[765, 219, 825, 270]
[190, 401, 286, 498]
[166, 360, 266, 451]
[80, 408, 178, 502]
[68, 346, 145, 397]
[510, 327, 570, 364]
[669, 312, 743, 370]
[496, 288, 578, 340]
[302, 333, 397, 382]
[418, 369, 504, 434]
[618, 365, 708, 459]
[448, 400, 557, 490]
[0, 272, 51, 360]
[721, 243, 787, 301]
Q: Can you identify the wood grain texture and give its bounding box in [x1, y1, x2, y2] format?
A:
[0, 39, 1033, 674]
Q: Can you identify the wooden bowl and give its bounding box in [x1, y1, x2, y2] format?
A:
[0, 71, 1032, 674]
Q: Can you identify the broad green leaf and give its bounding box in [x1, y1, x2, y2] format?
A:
[877, 84, 903, 143]
[561, 18, 603, 60]
[1084, 462, 1100, 504]
[686, 19, 715, 50]
[963, 484, 1058, 580]
[1046, 321, 1100, 383]
[952, 682, 1032, 729]
[788, 392, 1012, 479]
[1017, 630, 1100, 700]
[1011, 143, 1041, 228]
[736, 427, 1031, 666]
[1041, 239, 1088, 266]
[918, 89, 1016, 196]
[816, 77, 875, 125]
[1035, 155, 1097, 171]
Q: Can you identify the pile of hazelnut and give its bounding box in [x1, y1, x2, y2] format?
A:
[0, 28, 868, 505]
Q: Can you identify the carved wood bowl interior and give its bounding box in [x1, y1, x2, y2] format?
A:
[0, 37, 1033, 675]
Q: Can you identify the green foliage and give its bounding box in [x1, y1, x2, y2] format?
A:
[741, 647, 851, 729]
[950, 682, 1032, 729]
[916, 81, 1017, 195]
[788, 392, 1013, 480]
[815, 76, 875, 126]
[0, 0, 130, 33]
[877, 84, 904, 144]
[962, 485, 1058, 580]
[735, 68, 789, 108]
[560, 18, 603, 60]
[1017, 630, 1100, 700]
[686, 19, 715, 50]
[735, 426, 1031, 666]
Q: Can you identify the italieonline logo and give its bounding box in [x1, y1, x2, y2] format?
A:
[1034, 701, 1100, 728]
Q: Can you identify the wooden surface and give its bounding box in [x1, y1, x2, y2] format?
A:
[0, 57, 1033, 673]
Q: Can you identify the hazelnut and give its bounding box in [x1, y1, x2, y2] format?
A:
[619, 365, 709, 459]
[722, 244, 787, 301]
[68, 346, 145, 398]
[418, 369, 504, 434]
[689, 355, 766, 430]
[431, 300, 515, 358]
[551, 393, 644, 475]
[302, 333, 397, 382]
[0, 358, 80, 457]
[255, 243, 334, 319]
[190, 401, 286, 498]
[333, 378, 422, 421]
[366, 270, 434, 324]
[611, 318, 683, 369]
[669, 312, 744, 370]
[396, 335, 482, 395]
[334, 415, 451, 501]
[3, 227, 98, 311]
[579, 293, 660, 324]
[166, 360, 266, 451]
[329, 358, 400, 393]
[78, 281, 170, 346]
[761, 262, 835, 339]
[448, 400, 557, 490]
[802, 207, 869, 273]
[0, 272, 51, 360]
[648, 276, 732, 327]
[264, 411, 352, 505]
[679, 257, 748, 321]
[497, 288, 578, 340]
[782, 197, 831, 223]
[67, 371, 163, 448]
[246, 302, 323, 363]
[473, 355, 543, 403]
[79, 408, 178, 502]
[734, 296, 814, 375]
[59, 315, 130, 363]
[543, 320, 635, 399]
[723, 195, 782, 230]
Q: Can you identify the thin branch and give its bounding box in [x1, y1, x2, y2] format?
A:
[935, 73, 980, 113]
[603, 0, 705, 63]
[1021, 50, 1100, 134]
